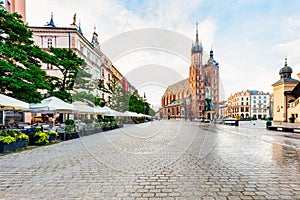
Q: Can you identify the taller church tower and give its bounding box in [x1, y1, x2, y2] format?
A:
[189, 23, 204, 119]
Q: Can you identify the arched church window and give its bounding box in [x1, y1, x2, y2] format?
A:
[206, 88, 210, 99]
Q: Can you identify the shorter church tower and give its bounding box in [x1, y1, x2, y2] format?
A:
[203, 49, 219, 119]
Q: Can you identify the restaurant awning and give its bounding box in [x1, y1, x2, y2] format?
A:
[0, 93, 29, 110]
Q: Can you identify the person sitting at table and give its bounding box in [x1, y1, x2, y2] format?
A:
[8, 118, 15, 128]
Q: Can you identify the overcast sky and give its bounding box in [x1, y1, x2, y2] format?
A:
[26, 0, 300, 107]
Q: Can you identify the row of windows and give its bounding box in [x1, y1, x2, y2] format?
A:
[205, 71, 217, 76]
[253, 109, 267, 113]
[166, 107, 181, 115]
[253, 96, 267, 99]
[253, 105, 268, 108]
[240, 97, 249, 101]
[253, 100, 267, 104]
[229, 108, 250, 112]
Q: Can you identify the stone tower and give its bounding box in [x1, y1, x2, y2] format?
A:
[189, 23, 204, 119]
[203, 49, 219, 119]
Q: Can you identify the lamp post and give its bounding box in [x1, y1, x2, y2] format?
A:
[143, 92, 146, 122]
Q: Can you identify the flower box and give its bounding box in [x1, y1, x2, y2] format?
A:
[49, 134, 57, 142]
[0, 139, 27, 153]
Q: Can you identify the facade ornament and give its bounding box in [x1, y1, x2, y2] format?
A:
[72, 13, 77, 25]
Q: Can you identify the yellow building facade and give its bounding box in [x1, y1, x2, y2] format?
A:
[272, 58, 300, 122]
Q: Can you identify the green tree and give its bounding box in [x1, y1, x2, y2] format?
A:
[48, 47, 83, 103]
[98, 78, 130, 111]
[72, 61, 95, 105]
[128, 94, 150, 114]
[148, 108, 156, 116]
[0, 4, 51, 103]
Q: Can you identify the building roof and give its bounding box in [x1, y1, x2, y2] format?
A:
[163, 79, 189, 97]
[205, 49, 219, 67]
[287, 82, 300, 99]
[248, 90, 258, 95]
[164, 100, 183, 108]
[273, 58, 298, 85]
[272, 78, 299, 86]
[279, 58, 292, 75]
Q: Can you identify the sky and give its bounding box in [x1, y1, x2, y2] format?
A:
[26, 0, 300, 107]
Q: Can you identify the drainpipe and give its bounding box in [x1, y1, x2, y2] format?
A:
[285, 94, 288, 122]
[68, 32, 71, 49]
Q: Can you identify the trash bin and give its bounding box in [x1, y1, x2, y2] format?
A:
[289, 117, 295, 123]
[266, 121, 272, 129]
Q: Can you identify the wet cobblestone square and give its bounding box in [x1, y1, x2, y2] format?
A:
[0, 120, 299, 199]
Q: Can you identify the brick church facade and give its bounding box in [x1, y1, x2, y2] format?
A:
[160, 24, 220, 120]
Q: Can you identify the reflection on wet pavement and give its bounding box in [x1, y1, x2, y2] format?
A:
[0, 120, 299, 199]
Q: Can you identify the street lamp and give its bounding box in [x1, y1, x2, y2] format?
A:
[143, 92, 146, 114]
[143, 92, 146, 122]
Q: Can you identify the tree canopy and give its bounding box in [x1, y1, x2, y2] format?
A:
[98, 78, 130, 111]
[0, 4, 51, 103]
[48, 47, 84, 103]
[72, 61, 95, 105]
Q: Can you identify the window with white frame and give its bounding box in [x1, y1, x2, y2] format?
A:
[47, 38, 53, 48]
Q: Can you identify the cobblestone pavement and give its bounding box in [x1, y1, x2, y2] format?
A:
[1, 120, 300, 199]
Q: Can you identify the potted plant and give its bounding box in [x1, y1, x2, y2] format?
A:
[0, 130, 28, 153]
[46, 130, 59, 143]
[34, 130, 49, 145]
[64, 119, 79, 139]
[103, 118, 111, 131]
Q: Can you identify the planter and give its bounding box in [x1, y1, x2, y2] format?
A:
[79, 128, 103, 137]
[59, 133, 70, 141]
[49, 134, 57, 142]
[0, 140, 27, 153]
[70, 132, 79, 139]
[59, 132, 79, 140]
[103, 127, 111, 132]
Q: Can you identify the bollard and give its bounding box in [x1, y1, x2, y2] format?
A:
[266, 121, 272, 129]
[235, 120, 239, 126]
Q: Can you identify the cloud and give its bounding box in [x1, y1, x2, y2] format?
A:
[26, 0, 300, 105]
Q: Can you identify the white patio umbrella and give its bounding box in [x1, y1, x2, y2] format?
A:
[0, 93, 29, 110]
[29, 97, 75, 127]
[72, 101, 95, 113]
[123, 111, 140, 117]
[102, 106, 124, 117]
[29, 96, 74, 112]
[94, 106, 110, 115]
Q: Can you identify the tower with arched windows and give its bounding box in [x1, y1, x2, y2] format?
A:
[272, 58, 299, 122]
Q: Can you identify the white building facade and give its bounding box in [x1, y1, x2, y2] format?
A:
[250, 91, 271, 119]
[227, 90, 271, 119]
[29, 15, 120, 104]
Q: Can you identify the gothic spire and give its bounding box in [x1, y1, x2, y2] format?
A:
[48, 12, 55, 27]
[196, 22, 199, 44]
[191, 22, 203, 53]
[78, 21, 83, 35]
